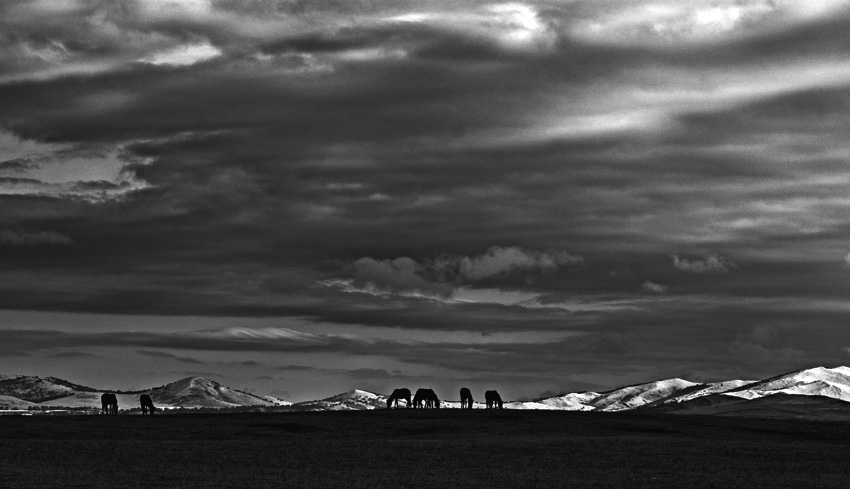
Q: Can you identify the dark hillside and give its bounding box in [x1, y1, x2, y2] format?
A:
[640, 393, 850, 421]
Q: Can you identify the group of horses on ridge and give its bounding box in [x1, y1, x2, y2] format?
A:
[100, 393, 156, 415]
[100, 388, 503, 414]
[387, 388, 503, 409]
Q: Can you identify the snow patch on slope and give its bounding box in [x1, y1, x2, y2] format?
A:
[659, 380, 755, 405]
[590, 379, 698, 411]
[531, 391, 599, 411]
[295, 389, 389, 411]
[262, 396, 292, 406]
[725, 366, 850, 403]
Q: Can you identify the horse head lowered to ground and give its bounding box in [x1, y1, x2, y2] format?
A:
[460, 387, 473, 409]
[101, 393, 118, 415]
[140, 394, 156, 415]
[424, 388, 440, 409]
[413, 388, 440, 408]
[485, 390, 503, 409]
[387, 388, 411, 409]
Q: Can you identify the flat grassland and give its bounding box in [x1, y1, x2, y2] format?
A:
[2, 410, 850, 488]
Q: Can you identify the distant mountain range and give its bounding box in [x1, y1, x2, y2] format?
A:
[0, 374, 287, 411]
[5, 366, 850, 419]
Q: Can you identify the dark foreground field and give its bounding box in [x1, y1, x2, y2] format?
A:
[3, 410, 850, 488]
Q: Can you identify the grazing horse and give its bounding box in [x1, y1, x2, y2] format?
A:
[425, 389, 440, 409]
[459, 387, 473, 409]
[387, 388, 411, 409]
[413, 388, 441, 409]
[413, 388, 429, 408]
[101, 393, 118, 415]
[140, 394, 156, 415]
[485, 390, 503, 409]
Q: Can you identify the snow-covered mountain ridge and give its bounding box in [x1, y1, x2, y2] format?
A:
[0, 375, 280, 410]
[517, 366, 850, 412]
[5, 366, 850, 413]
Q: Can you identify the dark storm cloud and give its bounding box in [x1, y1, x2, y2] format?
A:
[0, 326, 586, 376]
[282, 366, 413, 380]
[0, 158, 37, 173]
[0, 229, 73, 247]
[278, 365, 320, 372]
[1, 327, 369, 355]
[4, 0, 850, 392]
[347, 368, 407, 379]
[0, 177, 42, 186]
[51, 351, 96, 358]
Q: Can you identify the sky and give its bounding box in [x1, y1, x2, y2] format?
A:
[3, 0, 850, 402]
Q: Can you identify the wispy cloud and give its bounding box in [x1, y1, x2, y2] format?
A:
[136, 350, 203, 364]
[0, 230, 72, 247]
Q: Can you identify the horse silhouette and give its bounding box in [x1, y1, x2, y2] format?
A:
[413, 388, 440, 408]
[140, 394, 156, 415]
[101, 393, 118, 415]
[387, 388, 411, 409]
[425, 388, 440, 409]
[485, 390, 503, 409]
[413, 388, 428, 408]
[460, 387, 473, 409]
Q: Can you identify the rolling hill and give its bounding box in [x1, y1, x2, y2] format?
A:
[4, 366, 850, 418]
[0, 375, 279, 410]
[147, 377, 275, 408]
[289, 389, 389, 411]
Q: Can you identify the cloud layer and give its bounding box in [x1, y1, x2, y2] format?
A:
[3, 0, 850, 399]
[343, 246, 584, 298]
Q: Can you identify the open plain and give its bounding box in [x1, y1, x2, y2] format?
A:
[2, 410, 850, 488]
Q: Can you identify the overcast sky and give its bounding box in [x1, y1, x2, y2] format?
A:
[4, 0, 850, 402]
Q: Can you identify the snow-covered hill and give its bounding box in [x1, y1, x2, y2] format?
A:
[723, 366, 850, 402]
[0, 374, 284, 411]
[520, 391, 599, 411]
[6, 366, 850, 416]
[642, 380, 755, 408]
[292, 389, 389, 411]
[504, 400, 563, 410]
[588, 378, 698, 411]
[441, 400, 488, 409]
